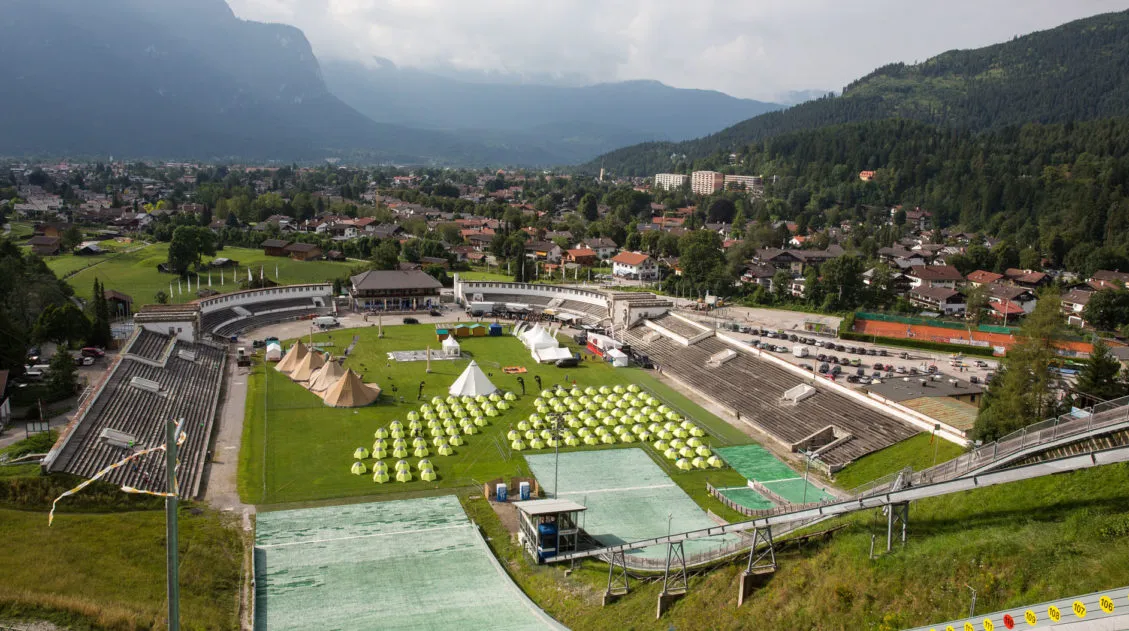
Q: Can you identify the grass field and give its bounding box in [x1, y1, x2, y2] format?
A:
[46, 243, 357, 304]
[0, 506, 242, 630]
[465, 461, 1129, 630]
[239, 325, 755, 509]
[833, 432, 966, 491]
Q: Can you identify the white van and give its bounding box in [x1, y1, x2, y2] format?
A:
[793, 346, 809, 358]
[314, 316, 340, 329]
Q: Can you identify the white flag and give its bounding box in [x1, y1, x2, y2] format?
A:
[248, 267, 252, 282]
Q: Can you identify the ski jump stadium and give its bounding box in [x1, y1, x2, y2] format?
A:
[38, 278, 1129, 630]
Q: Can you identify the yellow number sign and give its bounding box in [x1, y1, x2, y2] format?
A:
[1072, 600, 1087, 618]
[1099, 595, 1115, 613]
[1048, 605, 1061, 622]
[1024, 610, 1037, 626]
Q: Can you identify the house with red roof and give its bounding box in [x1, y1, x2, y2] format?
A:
[610, 251, 659, 281]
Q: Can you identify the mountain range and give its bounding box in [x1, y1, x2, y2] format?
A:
[0, 0, 779, 165]
[321, 60, 779, 164]
[592, 9, 1129, 176]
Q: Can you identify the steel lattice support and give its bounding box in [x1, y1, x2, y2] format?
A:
[662, 541, 688, 595]
[746, 526, 777, 574]
[606, 550, 630, 597]
[886, 501, 909, 552]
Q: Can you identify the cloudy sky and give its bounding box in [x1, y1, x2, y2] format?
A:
[228, 0, 1125, 102]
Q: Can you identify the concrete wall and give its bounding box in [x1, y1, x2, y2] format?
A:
[454, 277, 608, 308]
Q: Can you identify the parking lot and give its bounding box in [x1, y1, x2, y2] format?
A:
[715, 325, 998, 389]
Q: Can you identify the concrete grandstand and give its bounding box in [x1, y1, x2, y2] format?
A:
[42, 326, 227, 497]
[623, 311, 917, 471]
[452, 276, 673, 329]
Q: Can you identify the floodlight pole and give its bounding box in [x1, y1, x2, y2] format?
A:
[165, 419, 180, 631]
[553, 414, 561, 499]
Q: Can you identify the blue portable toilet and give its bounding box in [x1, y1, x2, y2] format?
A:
[496, 482, 508, 502]
[519, 481, 531, 500]
[489, 323, 503, 337]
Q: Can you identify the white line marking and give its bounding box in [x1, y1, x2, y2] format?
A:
[256, 522, 469, 549]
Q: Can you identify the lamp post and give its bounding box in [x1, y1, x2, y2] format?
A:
[966, 584, 977, 617]
[932, 423, 941, 468]
[801, 449, 813, 504]
[552, 413, 563, 499]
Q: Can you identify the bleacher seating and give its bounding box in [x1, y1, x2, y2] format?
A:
[201, 308, 240, 332]
[245, 298, 319, 315]
[648, 313, 708, 340]
[123, 328, 175, 363]
[624, 330, 915, 468]
[45, 334, 226, 497]
[212, 308, 329, 337]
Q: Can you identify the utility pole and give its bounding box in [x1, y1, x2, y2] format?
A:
[165, 419, 180, 631]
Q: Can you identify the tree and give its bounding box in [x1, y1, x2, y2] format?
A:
[772, 270, 793, 302]
[33, 303, 89, 346]
[974, 290, 1066, 440]
[579, 194, 599, 222]
[1083, 289, 1129, 331]
[818, 255, 865, 310]
[154, 290, 169, 304]
[61, 225, 83, 252]
[167, 226, 217, 275]
[1074, 339, 1128, 401]
[87, 278, 112, 347]
[424, 265, 451, 286]
[46, 348, 78, 399]
[964, 283, 991, 324]
[370, 239, 401, 270]
[677, 230, 725, 288]
[706, 198, 736, 223]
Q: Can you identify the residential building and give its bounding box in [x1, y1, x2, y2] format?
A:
[723, 174, 761, 190]
[524, 241, 562, 263]
[690, 171, 725, 195]
[1003, 268, 1050, 290]
[909, 286, 966, 315]
[610, 251, 659, 281]
[859, 170, 876, 182]
[906, 265, 964, 289]
[261, 239, 290, 257]
[741, 262, 779, 290]
[564, 248, 598, 267]
[1090, 270, 1129, 290]
[965, 270, 1004, 287]
[654, 173, 688, 191]
[285, 242, 323, 261]
[985, 284, 1037, 315]
[27, 235, 61, 256]
[1061, 289, 1094, 325]
[577, 238, 618, 259]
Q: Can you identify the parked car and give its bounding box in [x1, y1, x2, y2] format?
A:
[776, 345, 789, 353]
[788, 334, 798, 342]
[856, 367, 866, 377]
[850, 358, 862, 367]
[831, 365, 842, 375]
[80, 347, 105, 358]
[818, 354, 828, 362]
[871, 371, 882, 379]
[873, 362, 885, 370]
[927, 365, 939, 374]
[879, 349, 889, 357]
[819, 362, 830, 374]
[974, 360, 989, 368]
[429, 309, 442, 317]
[403, 317, 419, 325]
[908, 367, 919, 375]
[800, 363, 814, 371]
[970, 375, 980, 384]
[899, 351, 911, 360]
[73, 355, 95, 366]
[896, 366, 908, 374]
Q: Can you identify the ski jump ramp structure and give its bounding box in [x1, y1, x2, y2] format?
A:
[545, 395, 1129, 613]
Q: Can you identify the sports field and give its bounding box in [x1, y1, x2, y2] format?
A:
[239, 325, 752, 505]
[254, 495, 566, 631]
[45, 242, 356, 303]
[525, 449, 742, 559]
[715, 444, 835, 507]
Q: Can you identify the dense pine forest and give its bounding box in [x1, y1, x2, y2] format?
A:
[592, 9, 1129, 175]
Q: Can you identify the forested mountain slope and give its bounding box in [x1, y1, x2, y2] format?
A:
[593, 9, 1129, 175]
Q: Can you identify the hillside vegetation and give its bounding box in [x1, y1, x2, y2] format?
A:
[595, 9, 1129, 175]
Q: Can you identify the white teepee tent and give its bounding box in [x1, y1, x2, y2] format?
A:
[448, 360, 497, 397]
